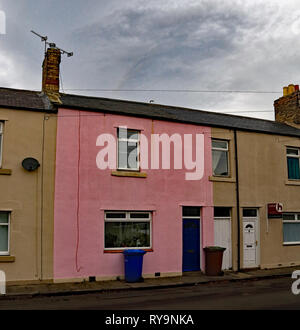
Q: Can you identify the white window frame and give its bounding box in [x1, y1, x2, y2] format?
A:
[212, 139, 229, 177]
[117, 128, 140, 171]
[104, 211, 152, 250]
[283, 213, 300, 245]
[0, 122, 3, 168]
[286, 147, 300, 180]
[0, 211, 10, 256]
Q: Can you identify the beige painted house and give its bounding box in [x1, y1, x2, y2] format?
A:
[211, 85, 300, 271]
[0, 89, 57, 283]
[0, 46, 61, 284]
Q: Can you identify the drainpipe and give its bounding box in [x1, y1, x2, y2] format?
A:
[234, 129, 241, 271]
[40, 115, 46, 280]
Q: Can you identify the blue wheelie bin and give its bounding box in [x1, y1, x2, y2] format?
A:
[123, 249, 146, 283]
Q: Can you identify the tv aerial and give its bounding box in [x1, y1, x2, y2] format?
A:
[31, 30, 73, 57]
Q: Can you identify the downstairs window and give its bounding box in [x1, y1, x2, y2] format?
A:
[283, 213, 300, 244]
[104, 211, 151, 250]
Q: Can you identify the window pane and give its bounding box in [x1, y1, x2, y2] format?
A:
[127, 143, 138, 169]
[212, 150, 228, 176]
[283, 223, 300, 243]
[118, 128, 139, 141]
[0, 226, 8, 252]
[0, 122, 2, 133]
[118, 140, 138, 169]
[118, 141, 128, 168]
[214, 207, 231, 217]
[127, 130, 139, 140]
[243, 209, 257, 217]
[287, 157, 300, 180]
[0, 212, 8, 224]
[212, 140, 228, 149]
[106, 212, 126, 219]
[182, 206, 201, 217]
[283, 214, 296, 220]
[130, 213, 150, 219]
[118, 128, 127, 139]
[287, 148, 299, 155]
[105, 222, 150, 248]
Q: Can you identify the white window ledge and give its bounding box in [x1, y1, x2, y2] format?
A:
[283, 242, 300, 246]
[285, 180, 300, 186]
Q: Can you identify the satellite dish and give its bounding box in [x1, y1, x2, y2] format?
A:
[22, 158, 40, 171]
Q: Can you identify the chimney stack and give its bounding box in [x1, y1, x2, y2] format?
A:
[42, 44, 61, 93]
[274, 84, 300, 128]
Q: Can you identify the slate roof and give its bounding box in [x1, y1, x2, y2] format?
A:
[1, 87, 300, 138]
[0, 87, 55, 112]
[60, 93, 300, 138]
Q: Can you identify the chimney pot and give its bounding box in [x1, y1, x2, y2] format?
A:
[283, 86, 288, 96]
[288, 84, 295, 95]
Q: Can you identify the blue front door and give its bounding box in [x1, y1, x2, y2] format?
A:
[182, 219, 200, 272]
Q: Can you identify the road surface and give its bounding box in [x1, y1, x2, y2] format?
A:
[0, 276, 299, 310]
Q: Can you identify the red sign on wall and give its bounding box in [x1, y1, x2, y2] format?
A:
[268, 203, 283, 219]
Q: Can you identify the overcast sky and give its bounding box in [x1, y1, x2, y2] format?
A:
[1, 0, 300, 120]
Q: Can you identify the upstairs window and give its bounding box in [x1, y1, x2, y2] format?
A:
[212, 139, 229, 176]
[287, 147, 300, 180]
[0, 122, 3, 168]
[117, 128, 139, 171]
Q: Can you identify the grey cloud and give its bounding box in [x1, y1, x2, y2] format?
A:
[73, 2, 256, 92]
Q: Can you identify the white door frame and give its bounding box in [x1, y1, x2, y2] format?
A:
[242, 208, 260, 268]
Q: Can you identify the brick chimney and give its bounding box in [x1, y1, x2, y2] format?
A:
[42, 44, 61, 93]
[274, 84, 300, 128]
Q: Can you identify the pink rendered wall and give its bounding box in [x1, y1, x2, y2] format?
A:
[54, 108, 214, 279]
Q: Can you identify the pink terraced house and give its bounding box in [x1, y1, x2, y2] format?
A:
[54, 102, 214, 282]
[43, 47, 214, 282]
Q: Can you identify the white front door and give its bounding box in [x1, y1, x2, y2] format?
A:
[214, 217, 232, 270]
[243, 209, 259, 268]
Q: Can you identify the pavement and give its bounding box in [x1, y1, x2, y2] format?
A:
[1, 266, 299, 300]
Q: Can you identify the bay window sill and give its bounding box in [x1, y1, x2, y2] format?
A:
[285, 180, 300, 186]
[0, 256, 15, 262]
[0, 169, 12, 175]
[111, 170, 147, 178]
[209, 176, 236, 183]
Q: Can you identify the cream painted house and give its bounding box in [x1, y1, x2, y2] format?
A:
[0, 88, 57, 283]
